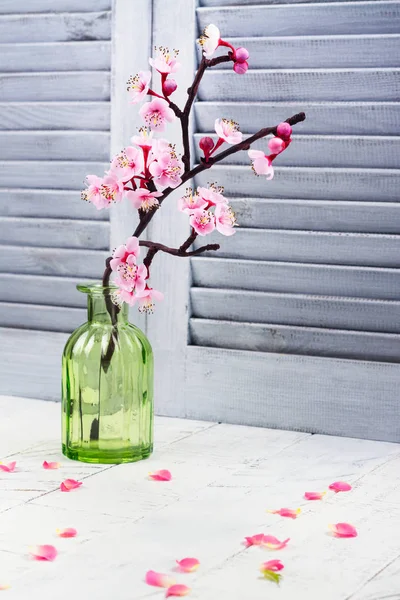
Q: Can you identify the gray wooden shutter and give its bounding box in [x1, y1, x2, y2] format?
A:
[179, 0, 400, 441]
[0, 1, 111, 398]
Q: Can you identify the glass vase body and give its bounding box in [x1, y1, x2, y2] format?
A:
[62, 284, 153, 464]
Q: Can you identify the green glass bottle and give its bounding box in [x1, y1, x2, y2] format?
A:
[62, 284, 153, 464]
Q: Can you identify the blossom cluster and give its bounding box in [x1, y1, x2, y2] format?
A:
[178, 184, 237, 237]
[248, 122, 293, 180]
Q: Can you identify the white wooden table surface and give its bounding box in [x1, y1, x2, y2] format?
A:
[1, 396, 400, 600]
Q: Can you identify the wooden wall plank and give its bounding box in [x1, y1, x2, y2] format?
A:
[0, 189, 107, 220]
[0, 274, 94, 308]
[0, 0, 111, 12]
[0, 327, 68, 401]
[195, 228, 400, 267]
[191, 288, 400, 333]
[0, 11, 111, 43]
[0, 161, 106, 189]
[199, 69, 400, 102]
[190, 318, 400, 362]
[0, 72, 110, 102]
[195, 165, 400, 201]
[0, 102, 110, 131]
[0, 41, 111, 72]
[202, 35, 400, 69]
[194, 133, 400, 169]
[191, 257, 400, 300]
[194, 101, 400, 136]
[0, 217, 109, 250]
[197, 3, 400, 36]
[0, 131, 110, 161]
[184, 346, 400, 442]
[227, 198, 400, 233]
[0, 302, 85, 333]
[0, 246, 107, 277]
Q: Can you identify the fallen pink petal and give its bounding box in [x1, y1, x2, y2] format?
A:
[166, 584, 191, 597]
[56, 528, 77, 538]
[145, 570, 176, 588]
[0, 584, 10, 591]
[176, 558, 200, 572]
[260, 559, 284, 572]
[329, 481, 352, 493]
[29, 545, 58, 562]
[0, 462, 16, 473]
[244, 533, 267, 547]
[43, 461, 61, 470]
[149, 469, 172, 481]
[60, 479, 82, 492]
[263, 536, 290, 550]
[329, 523, 358, 538]
[268, 508, 301, 519]
[304, 491, 326, 501]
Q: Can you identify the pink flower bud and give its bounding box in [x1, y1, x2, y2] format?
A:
[276, 122, 292, 140]
[233, 60, 248, 75]
[234, 47, 250, 63]
[268, 137, 286, 154]
[199, 136, 215, 158]
[162, 78, 177, 96]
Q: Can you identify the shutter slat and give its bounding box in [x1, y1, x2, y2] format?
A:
[200, 0, 382, 6]
[191, 288, 400, 334]
[0, 217, 109, 250]
[194, 133, 400, 169]
[191, 257, 400, 300]
[199, 70, 400, 102]
[190, 318, 400, 363]
[0, 274, 94, 307]
[0, 161, 106, 189]
[228, 199, 400, 233]
[0, 11, 111, 43]
[0, 72, 110, 102]
[194, 101, 400, 136]
[0, 0, 111, 13]
[197, 3, 400, 36]
[195, 165, 400, 201]
[0, 132, 110, 161]
[0, 41, 111, 72]
[0, 246, 107, 277]
[0, 102, 110, 131]
[0, 302, 85, 333]
[194, 228, 400, 267]
[0, 189, 107, 220]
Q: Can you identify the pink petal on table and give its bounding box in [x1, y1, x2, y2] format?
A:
[0, 462, 16, 473]
[304, 491, 326, 501]
[149, 470, 172, 481]
[268, 508, 301, 519]
[329, 481, 352, 493]
[263, 536, 290, 550]
[43, 461, 60, 470]
[166, 584, 191, 597]
[0, 584, 10, 590]
[329, 523, 358, 538]
[145, 570, 176, 588]
[260, 559, 284, 572]
[244, 533, 266, 547]
[60, 479, 82, 492]
[29, 545, 58, 561]
[56, 528, 77, 538]
[176, 558, 200, 572]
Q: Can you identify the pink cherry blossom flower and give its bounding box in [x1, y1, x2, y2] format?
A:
[276, 122, 292, 140]
[149, 47, 181, 74]
[0, 462, 16, 473]
[329, 481, 352, 493]
[115, 263, 148, 294]
[110, 236, 140, 272]
[127, 71, 151, 104]
[149, 147, 184, 188]
[110, 146, 144, 181]
[215, 118, 243, 145]
[99, 174, 124, 206]
[329, 523, 358, 538]
[139, 97, 175, 132]
[190, 209, 216, 236]
[145, 570, 176, 588]
[111, 287, 137, 307]
[233, 61, 248, 75]
[176, 558, 200, 573]
[263, 536, 290, 550]
[244, 534, 266, 547]
[136, 287, 164, 314]
[178, 188, 207, 214]
[131, 127, 154, 150]
[81, 174, 105, 209]
[166, 585, 190, 598]
[215, 203, 237, 236]
[43, 461, 60, 470]
[56, 528, 77, 538]
[163, 79, 177, 97]
[197, 184, 227, 207]
[199, 24, 221, 59]
[29, 545, 57, 562]
[149, 469, 172, 481]
[304, 491, 326, 501]
[268, 137, 286, 154]
[268, 508, 301, 519]
[260, 560, 284, 573]
[248, 149, 274, 180]
[60, 479, 82, 492]
[126, 189, 162, 212]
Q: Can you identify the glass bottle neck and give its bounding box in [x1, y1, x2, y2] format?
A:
[87, 293, 128, 325]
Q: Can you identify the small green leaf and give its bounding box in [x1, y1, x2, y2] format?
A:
[262, 570, 281, 585]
